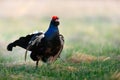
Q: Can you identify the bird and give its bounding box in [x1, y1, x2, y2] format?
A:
[7, 16, 64, 68]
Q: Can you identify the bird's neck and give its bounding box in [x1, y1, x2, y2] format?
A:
[45, 24, 59, 40]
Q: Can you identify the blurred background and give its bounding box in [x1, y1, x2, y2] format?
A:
[0, 0, 120, 62]
[0, 1, 120, 79]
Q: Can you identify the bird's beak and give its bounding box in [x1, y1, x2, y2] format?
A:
[55, 19, 59, 22]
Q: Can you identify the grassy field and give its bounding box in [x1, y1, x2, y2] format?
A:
[0, 16, 120, 80]
[0, 0, 120, 80]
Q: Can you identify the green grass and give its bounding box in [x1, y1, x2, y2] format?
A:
[0, 58, 120, 80]
[0, 16, 120, 80]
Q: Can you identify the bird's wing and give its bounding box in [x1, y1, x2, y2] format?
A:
[56, 34, 64, 57]
[48, 34, 64, 62]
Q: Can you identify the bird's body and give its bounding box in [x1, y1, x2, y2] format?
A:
[7, 16, 64, 67]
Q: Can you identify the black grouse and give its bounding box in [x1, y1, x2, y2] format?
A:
[7, 16, 64, 67]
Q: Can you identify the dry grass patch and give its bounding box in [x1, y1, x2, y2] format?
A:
[67, 53, 114, 63]
[66, 66, 78, 72]
[111, 70, 120, 80]
[68, 53, 97, 63]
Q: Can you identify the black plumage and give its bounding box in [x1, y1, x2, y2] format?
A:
[7, 16, 64, 67]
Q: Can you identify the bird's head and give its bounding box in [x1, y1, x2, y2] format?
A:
[51, 16, 60, 26]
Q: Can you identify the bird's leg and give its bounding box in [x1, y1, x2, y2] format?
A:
[36, 60, 39, 69]
[36, 56, 42, 68]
